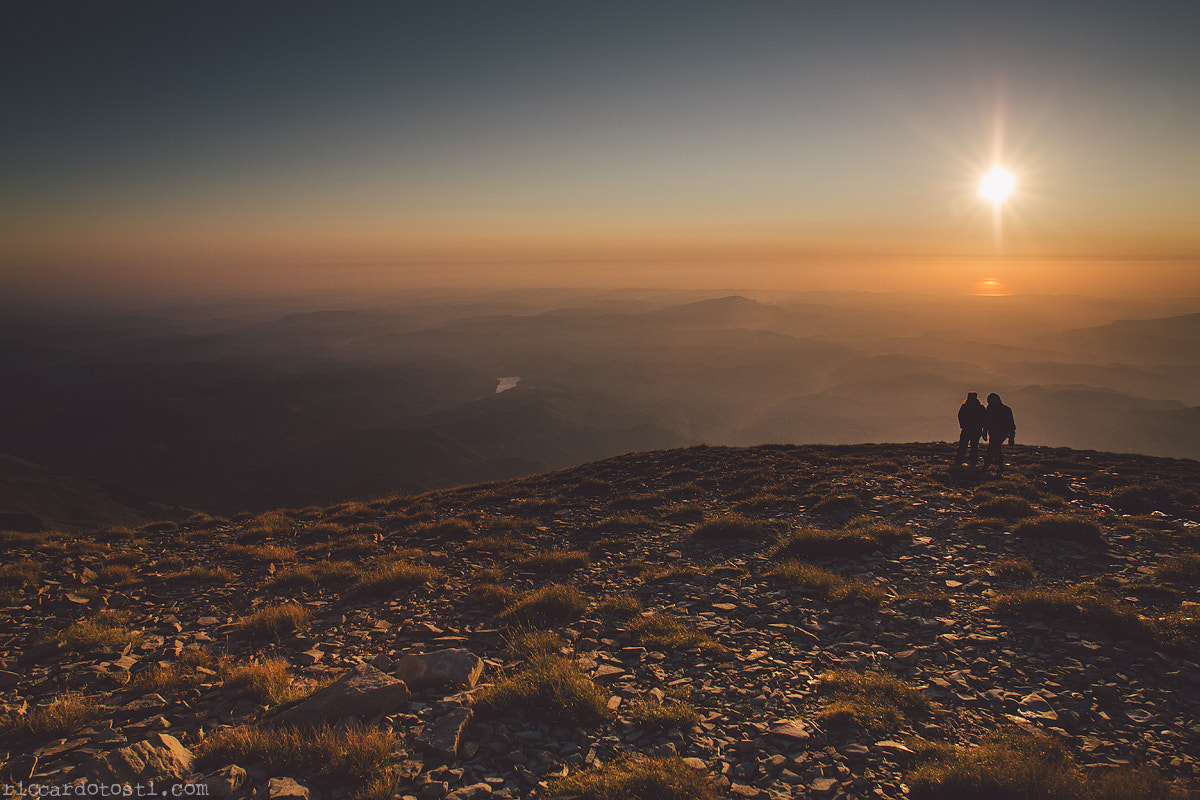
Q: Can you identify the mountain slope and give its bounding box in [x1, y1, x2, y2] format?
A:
[4, 443, 1198, 798]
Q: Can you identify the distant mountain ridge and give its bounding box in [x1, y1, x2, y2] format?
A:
[3, 290, 1199, 516]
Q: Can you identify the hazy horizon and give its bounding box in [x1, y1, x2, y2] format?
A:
[4, 2, 1200, 303]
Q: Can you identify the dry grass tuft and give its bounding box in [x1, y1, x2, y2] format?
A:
[474, 656, 610, 725]
[513, 550, 590, 572]
[352, 557, 440, 595]
[236, 602, 311, 638]
[690, 514, 774, 542]
[548, 756, 718, 800]
[59, 610, 143, 652]
[906, 727, 1198, 800]
[628, 699, 701, 730]
[597, 594, 644, 618]
[1012, 514, 1104, 545]
[17, 693, 106, 738]
[223, 659, 307, 706]
[498, 583, 588, 628]
[194, 724, 400, 798]
[627, 613, 727, 656]
[772, 518, 909, 560]
[767, 561, 887, 605]
[816, 669, 933, 734]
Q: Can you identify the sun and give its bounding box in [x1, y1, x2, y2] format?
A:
[979, 167, 1015, 205]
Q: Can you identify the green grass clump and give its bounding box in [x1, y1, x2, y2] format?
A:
[690, 514, 774, 541]
[627, 613, 727, 656]
[474, 657, 610, 725]
[236, 602, 311, 638]
[815, 670, 934, 734]
[548, 757, 718, 800]
[766, 562, 887, 605]
[194, 724, 400, 799]
[498, 583, 588, 628]
[906, 728, 1198, 800]
[1012, 515, 1104, 545]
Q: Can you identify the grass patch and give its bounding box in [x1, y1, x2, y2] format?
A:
[811, 494, 864, 516]
[628, 700, 701, 730]
[59, 610, 143, 652]
[1156, 554, 1200, 584]
[766, 562, 887, 605]
[513, 550, 590, 573]
[352, 557, 440, 595]
[906, 727, 1198, 800]
[815, 670, 934, 734]
[461, 535, 532, 556]
[505, 629, 565, 661]
[131, 649, 228, 694]
[597, 595, 644, 617]
[194, 724, 400, 799]
[1012, 515, 1104, 545]
[690, 514, 774, 542]
[498, 583, 588, 628]
[474, 657, 610, 725]
[165, 565, 234, 583]
[469, 582, 525, 610]
[94, 564, 140, 586]
[993, 586, 1147, 639]
[224, 544, 298, 562]
[627, 613, 727, 656]
[975, 495, 1037, 520]
[223, 659, 309, 706]
[991, 558, 1038, 582]
[18, 693, 105, 738]
[773, 518, 910, 560]
[548, 756, 718, 800]
[236, 602, 311, 639]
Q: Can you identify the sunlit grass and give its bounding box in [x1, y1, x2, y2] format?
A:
[627, 613, 726, 656]
[236, 602, 311, 638]
[498, 583, 588, 628]
[549, 757, 717, 800]
[816, 670, 933, 734]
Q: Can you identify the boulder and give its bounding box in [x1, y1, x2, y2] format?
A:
[198, 765, 248, 798]
[394, 648, 484, 690]
[274, 662, 410, 726]
[415, 706, 473, 760]
[85, 733, 193, 784]
[264, 777, 309, 800]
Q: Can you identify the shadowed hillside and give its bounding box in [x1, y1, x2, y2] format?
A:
[3, 443, 1199, 799]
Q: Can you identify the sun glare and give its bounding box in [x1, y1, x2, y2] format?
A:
[979, 167, 1015, 205]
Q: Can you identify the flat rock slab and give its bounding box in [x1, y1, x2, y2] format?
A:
[416, 706, 474, 761]
[394, 648, 484, 689]
[274, 662, 410, 726]
[85, 733, 193, 784]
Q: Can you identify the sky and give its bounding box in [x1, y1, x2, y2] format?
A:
[3, 1, 1200, 301]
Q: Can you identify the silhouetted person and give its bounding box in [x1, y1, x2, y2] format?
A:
[982, 392, 1016, 474]
[955, 392, 987, 467]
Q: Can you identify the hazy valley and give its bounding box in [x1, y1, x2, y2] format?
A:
[2, 288, 1199, 524]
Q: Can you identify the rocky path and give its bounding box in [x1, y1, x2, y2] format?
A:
[2, 442, 1199, 799]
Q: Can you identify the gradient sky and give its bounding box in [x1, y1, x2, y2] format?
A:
[3, 1, 1200, 299]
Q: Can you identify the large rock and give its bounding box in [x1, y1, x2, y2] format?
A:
[85, 733, 193, 784]
[198, 765, 247, 798]
[265, 777, 309, 800]
[274, 662, 410, 725]
[415, 706, 473, 761]
[394, 649, 484, 690]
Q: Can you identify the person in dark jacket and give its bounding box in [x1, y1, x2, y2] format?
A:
[982, 392, 1016, 474]
[955, 392, 988, 467]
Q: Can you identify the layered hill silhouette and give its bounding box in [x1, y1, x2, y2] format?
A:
[3, 289, 1200, 517]
[3, 442, 1199, 798]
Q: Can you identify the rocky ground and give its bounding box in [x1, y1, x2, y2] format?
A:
[2, 442, 1200, 799]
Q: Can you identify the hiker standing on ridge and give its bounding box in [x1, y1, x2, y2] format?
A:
[982, 392, 1016, 474]
[955, 392, 988, 467]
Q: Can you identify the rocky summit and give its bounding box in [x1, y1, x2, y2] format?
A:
[2, 442, 1200, 799]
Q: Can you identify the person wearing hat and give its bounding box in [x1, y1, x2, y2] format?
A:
[982, 392, 1017, 474]
[955, 392, 988, 467]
